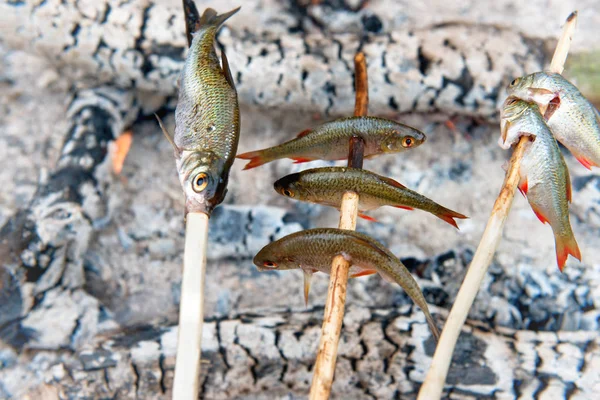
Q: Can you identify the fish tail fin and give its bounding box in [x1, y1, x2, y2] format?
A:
[198, 7, 240, 30]
[237, 150, 270, 170]
[555, 233, 581, 272]
[424, 309, 441, 343]
[434, 207, 468, 229]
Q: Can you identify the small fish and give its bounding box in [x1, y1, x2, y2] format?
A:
[237, 116, 426, 169]
[253, 228, 440, 341]
[158, 7, 240, 214]
[274, 167, 467, 228]
[500, 98, 581, 270]
[507, 72, 600, 170]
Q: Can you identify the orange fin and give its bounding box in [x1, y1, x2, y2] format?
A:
[292, 157, 314, 164]
[350, 269, 377, 278]
[393, 205, 414, 211]
[237, 150, 269, 170]
[529, 203, 549, 224]
[555, 234, 581, 272]
[574, 154, 597, 170]
[380, 176, 407, 189]
[358, 213, 378, 222]
[518, 177, 528, 197]
[111, 130, 133, 175]
[296, 129, 312, 138]
[434, 207, 468, 229]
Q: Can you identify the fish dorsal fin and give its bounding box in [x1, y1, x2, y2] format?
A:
[565, 163, 572, 203]
[220, 47, 236, 90]
[380, 176, 406, 189]
[154, 114, 181, 157]
[297, 129, 312, 138]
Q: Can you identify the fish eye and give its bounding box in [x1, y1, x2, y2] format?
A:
[263, 261, 277, 268]
[510, 78, 519, 87]
[283, 189, 294, 197]
[401, 136, 414, 148]
[192, 172, 209, 192]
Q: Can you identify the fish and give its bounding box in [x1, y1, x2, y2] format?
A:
[274, 167, 467, 228]
[507, 72, 600, 170]
[253, 228, 440, 341]
[236, 116, 426, 169]
[500, 97, 581, 270]
[157, 7, 240, 215]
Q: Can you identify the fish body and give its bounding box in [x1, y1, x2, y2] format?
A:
[507, 72, 600, 169]
[253, 228, 440, 341]
[501, 98, 580, 270]
[171, 7, 240, 214]
[274, 167, 467, 228]
[237, 116, 426, 169]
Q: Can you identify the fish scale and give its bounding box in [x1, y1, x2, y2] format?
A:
[507, 72, 600, 170]
[274, 167, 467, 227]
[166, 7, 240, 215]
[237, 116, 426, 169]
[500, 98, 581, 270]
[253, 228, 440, 341]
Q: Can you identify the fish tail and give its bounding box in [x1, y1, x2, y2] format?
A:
[198, 7, 240, 30]
[237, 150, 270, 170]
[555, 233, 581, 272]
[434, 207, 468, 229]
[424, 311, 441, 343]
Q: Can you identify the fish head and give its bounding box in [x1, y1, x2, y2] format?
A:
[274, 173, 304, 200]
[507, 73, 556, 105]
[253, 242, 298, 272]
[507, 74, 535, 99]
[380, 125, 426, 153]
[499, 97, 536, 147]
[177, 150, 228, 215]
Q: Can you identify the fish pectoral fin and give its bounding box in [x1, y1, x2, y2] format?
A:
[527, 88, 556, 105]
[220, 46, 236, 90]
[350, 269, 377, 279]
[154, 114, 181, 157]
[302, 269, 313, 307]
[518, 177, 528, 197]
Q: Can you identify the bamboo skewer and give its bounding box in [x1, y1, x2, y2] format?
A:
[309, 52, 368, 400]
[418, 12, 578, 400]
[173, 212, 210, 399]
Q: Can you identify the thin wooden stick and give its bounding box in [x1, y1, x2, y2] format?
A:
[418, 11, 578, 400]
[309, 52, 368, 400]
[173, 212, 209, 399]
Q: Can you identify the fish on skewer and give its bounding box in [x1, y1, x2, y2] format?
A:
[253, 228, 440, 341]
[500, 97, 581, 270]
[507, 72, 600, 170]
[158, 7, 241, 215]
[274, 167, 467, 227]
[237, 116, 426, 169]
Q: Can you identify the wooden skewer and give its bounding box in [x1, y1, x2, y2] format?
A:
[417, 11, 578, 400]
[173, 212, 210, 399]
[309, 52, 368, 400]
